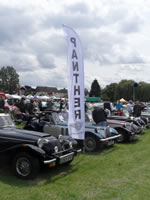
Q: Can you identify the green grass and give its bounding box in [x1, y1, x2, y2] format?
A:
[1, 130, 150, 200]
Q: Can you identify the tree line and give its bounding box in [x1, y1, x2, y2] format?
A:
[0, 66, 150, 102]
[89, 79, 150, 102]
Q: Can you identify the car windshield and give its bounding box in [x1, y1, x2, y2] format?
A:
[85, 112, 93, 123]
[0, 114, 15, 127]
[52, 112, 68, 123]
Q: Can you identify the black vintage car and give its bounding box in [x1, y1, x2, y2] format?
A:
[0, 113, 81, 179]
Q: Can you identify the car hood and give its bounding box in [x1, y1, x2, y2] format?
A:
[0, 127, 50, 142]
[108, 116, 128, 120]
[107, 119, 125, 125]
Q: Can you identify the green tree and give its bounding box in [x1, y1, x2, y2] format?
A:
[89, 79, 101, 97]
[136, 82, 150, 102]
[0, 66, 19, 94]
[100, 79, 150, 103]
[101, 83, 117, 102]
[115, 80, 135, 101]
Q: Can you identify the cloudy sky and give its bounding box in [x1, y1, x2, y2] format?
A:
[0, 0, 150, 90]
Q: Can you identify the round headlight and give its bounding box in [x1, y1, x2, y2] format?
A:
[54, 146, 59, 153]
[58, 134, 64, 143]
[37, 138, 49, 148]
[69, 141, 73, 148]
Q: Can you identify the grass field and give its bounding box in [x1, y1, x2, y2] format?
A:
[1, 130, 150, 200]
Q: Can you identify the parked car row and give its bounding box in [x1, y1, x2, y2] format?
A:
[22, 109, 148, 150]
[23, 111, 120, 152]
[0, 106, 148, 179]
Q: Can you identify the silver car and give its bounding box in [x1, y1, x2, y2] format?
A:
[41, 111, 120, 152]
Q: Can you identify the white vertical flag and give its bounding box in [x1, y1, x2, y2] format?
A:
[63, 25, 85, 140]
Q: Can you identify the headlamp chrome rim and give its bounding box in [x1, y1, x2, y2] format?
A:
[69, 141, 73, 148]
[58, 134, 64, 143]
[37, 138, 49, 148]
[54, 146, 59, 153]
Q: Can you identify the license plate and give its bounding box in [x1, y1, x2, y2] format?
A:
[107, 140, 114, 146]
[59, 153, 74, 164]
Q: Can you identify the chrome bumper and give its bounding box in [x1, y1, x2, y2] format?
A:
[44, 151, 75, 165]
[100, 134, 121, 142]
[74, 149, 82, 155]
[44, 158, 56, 164]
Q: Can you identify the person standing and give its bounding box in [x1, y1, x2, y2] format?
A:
[92, 107, 108, 126]
[25, 99, 34, 114]
[116, 100, 123, 111]
[126, 100, 133, 115]
[18, 97, 26, 113]
[133, 101, 142, 117]
[59, 99, 64, 112]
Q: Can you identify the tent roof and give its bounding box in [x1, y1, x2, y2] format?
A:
[120, 98, 127, 103]
[85, 97, 101, 102]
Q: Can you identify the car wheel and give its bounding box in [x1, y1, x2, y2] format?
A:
[12, 152, 40, 179]
[117, 130, 128, 142]
[84, 135, 98, 152]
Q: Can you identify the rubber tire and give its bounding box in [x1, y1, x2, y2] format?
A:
[84, 135, 98, 152]
[117, 130, 128, 142]
[12, 152, 40, 179]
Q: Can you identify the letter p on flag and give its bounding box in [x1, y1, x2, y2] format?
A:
[70, 37, 76, 47]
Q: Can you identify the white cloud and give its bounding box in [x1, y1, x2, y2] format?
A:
[0, 0, 150, 90]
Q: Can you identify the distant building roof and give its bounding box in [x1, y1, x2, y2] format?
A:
[57, 88, 67, 94]
[35, 86, 58, 93]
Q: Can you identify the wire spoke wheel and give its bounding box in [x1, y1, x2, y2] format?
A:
[16, 157, 31, 177]
[12, 152, 40, 179]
